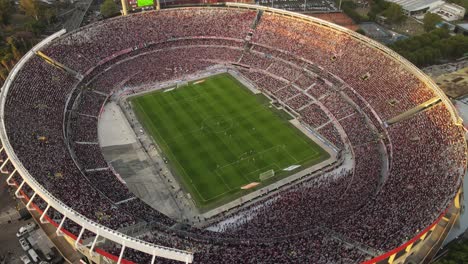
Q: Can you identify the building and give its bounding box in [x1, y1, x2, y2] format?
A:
[386, 0, 465, 20]
[429, 2, 465, 21]
[359, 22, 398, 44]
[386, 0, 444, 15]
[455, 23, 468, 35]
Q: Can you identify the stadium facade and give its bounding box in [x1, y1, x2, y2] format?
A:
[0, 3, 466, 264]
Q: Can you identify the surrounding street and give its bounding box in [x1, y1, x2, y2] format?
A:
[0, 180, 27, 264]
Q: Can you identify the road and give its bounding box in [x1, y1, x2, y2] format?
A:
[0, 180, 27, 264]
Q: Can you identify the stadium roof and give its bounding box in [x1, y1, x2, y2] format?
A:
[386, 0, 443, 12]
[457, 23, 468, 31]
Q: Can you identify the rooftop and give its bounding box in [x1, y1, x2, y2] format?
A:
[386, 0, 443, 12]
[457, 23, 468, 31]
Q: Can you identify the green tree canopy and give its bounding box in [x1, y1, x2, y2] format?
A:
[390, 28, 468, 66]
[423, 13, 442, 32]
[340, 1, 370, 23]
[434, 239, 468, 264]
[356, 28, 366, 35]
[1, 53, 13, 71]
[100, 0, 119, 18]
[445, 0, 468, 11]
[0, 0, 14, 25]
[6, 37, 21, 60]
[368, 0, 390, 21]
[25, 19, 45, 36]
[42, 8, 56, 25]
[20, 0, 41, 21]
[0, 67, 8, 81]
[382, 3, 406, 24]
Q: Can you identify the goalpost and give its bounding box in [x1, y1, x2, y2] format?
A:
[259, 169, 275, 181]
[177, 81, 189, 88]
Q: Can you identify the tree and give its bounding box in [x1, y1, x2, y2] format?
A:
[356, 28, 366, 35]
[423, 13, 442, 32]
[6, 37, 22, 60]
[100, 0, 119, 18]
[1, 53, 13, 71]
[0, 0, 14, 25]
[445, 0, 468, 11]
[0, 68, 8, 81]
[389, 28, 468, 66]
[25, 19, 45, 35]
[341, 1, 368, 23]
[368, 0, 389, 21]
[43, 8, 56, 25]
[382, 3, 406, 24]
[20, 0, 41, 21]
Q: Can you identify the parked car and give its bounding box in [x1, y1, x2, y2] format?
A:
[19, 255, 31, 264]
[27, 249, 39, 263]
[19, 238, 30, 251]
[16, 222, 36, 237]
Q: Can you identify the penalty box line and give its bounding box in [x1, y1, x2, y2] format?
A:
[214, 145, 291, 186]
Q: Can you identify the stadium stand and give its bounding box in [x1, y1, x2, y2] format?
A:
[0, 4, 465, 264]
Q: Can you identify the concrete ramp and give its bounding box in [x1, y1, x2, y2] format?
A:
[386, 97, 441, 126]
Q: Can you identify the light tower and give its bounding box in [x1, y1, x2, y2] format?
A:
[121, 0, 129, 15]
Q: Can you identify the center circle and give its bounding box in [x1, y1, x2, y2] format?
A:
[202, 115, 233, 133]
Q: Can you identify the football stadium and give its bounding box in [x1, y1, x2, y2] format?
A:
[0, 3, 466, 264]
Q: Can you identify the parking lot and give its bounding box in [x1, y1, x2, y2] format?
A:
[0, 181, 62, 264]
[0, 181, 26, 264]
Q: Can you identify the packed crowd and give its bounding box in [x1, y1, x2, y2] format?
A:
[307, 82, 333, 99]
[73, 143, 108, 169]
[78, 92, 107, 117]
[268, 61, 303, 82]
[110, 225, 371, 263]
[273, 85, 300, 101]
[239, 51, 272, 69]
[299, 103, 330, 128]
[286, 93, 312, 110]
[71, 115, 99, 142]
[84, 170, 134, 203]
[44, 8, 256, 74]
[317, 123, 345, 149]
[253, 13, 437, 119]
[4, 57, 138, 231]
[333, 104, 466, 251]
[320, 92, 356, 120]
[339, 114, 376, 146]
[293, 73, 316, 90]
[2, 7, 466, 264]
[86, 46, 241, 94]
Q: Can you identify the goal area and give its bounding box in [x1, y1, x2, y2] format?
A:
[259, 169, 275, 181]
[177, 81, 189, 88]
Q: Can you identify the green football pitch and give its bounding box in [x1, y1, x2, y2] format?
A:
[130, 73, 330, 210]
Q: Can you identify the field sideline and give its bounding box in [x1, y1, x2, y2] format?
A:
[130, 73, 330, 210]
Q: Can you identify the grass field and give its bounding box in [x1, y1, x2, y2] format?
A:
[130, 73, 330, 210]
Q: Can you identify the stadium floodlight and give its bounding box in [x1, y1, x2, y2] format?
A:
[121, 0, 128, 15]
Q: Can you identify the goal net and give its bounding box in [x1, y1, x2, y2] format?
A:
[177, 81, 189, 88]
[259, 169, 275, 181]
